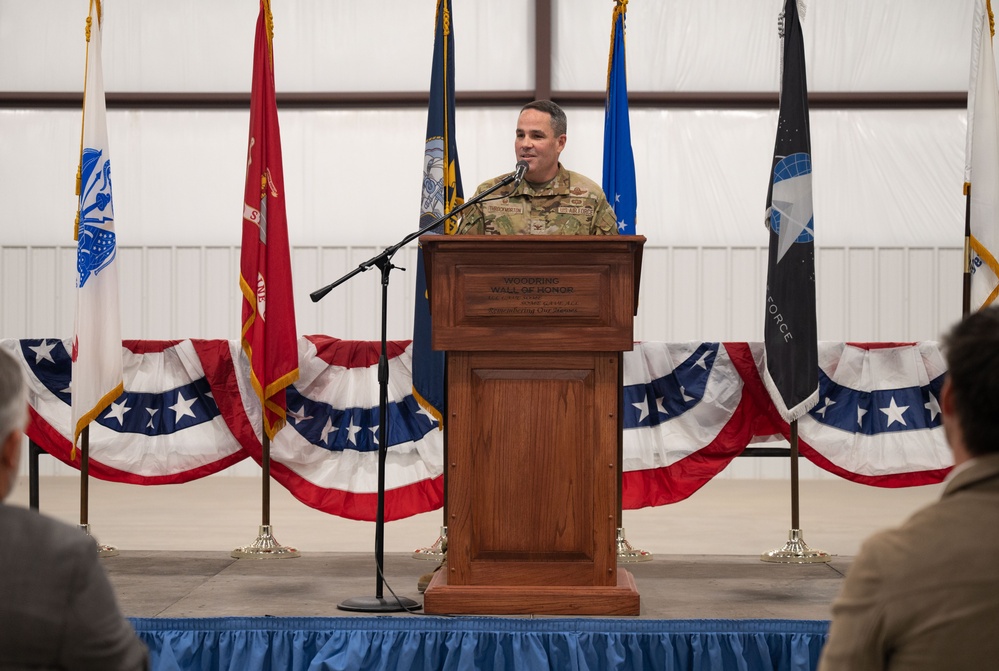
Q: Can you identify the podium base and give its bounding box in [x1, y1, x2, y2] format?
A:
[424, 569, 640, 616]
[760, 529, 830, 564]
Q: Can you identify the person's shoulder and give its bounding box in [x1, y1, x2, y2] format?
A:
[475, 173, 510, 194]
[946, 453, 999, 495]
[564, 169, 608, 200]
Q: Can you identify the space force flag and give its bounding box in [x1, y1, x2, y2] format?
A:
[72, 0, 124, 448]
[239, 0, 299, 440]
[411, 0, 463, 425]
[762, 0, 818, 422]
[602, 0, 637, 235]
[965, 0, 999, 311]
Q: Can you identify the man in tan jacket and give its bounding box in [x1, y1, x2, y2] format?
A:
[818, 306, 999, 670]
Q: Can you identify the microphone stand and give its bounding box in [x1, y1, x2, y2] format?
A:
[313, 171, 519, 613]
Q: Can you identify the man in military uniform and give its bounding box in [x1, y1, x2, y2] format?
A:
[456, 100, 620, 236]
[419, 101, 619, 594]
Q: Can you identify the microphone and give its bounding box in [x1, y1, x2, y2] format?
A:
[512, 160, 529, 189]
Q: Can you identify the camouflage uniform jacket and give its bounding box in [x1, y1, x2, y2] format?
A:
[456, 164, 619, 235]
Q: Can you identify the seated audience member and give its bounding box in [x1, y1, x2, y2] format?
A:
[0, 348, 149, 670]
[818, 306, 999, 670]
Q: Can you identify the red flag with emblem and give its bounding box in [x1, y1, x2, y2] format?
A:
[239, 0, 298, 439]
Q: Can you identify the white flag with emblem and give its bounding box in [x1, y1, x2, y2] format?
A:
[72, 0, 123, 447]
[966, 0, 999, 310]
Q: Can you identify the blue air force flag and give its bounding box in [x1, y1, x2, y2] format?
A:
[72, 0, 124, 447]
[762, 0, 818, 422]
[602, 0, 637, 235]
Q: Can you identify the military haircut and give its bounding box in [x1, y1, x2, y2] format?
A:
[522, 99, 567, 137]
[942, 304, 999, 457]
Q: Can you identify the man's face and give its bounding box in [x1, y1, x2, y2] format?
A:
[515, 108, 566, 184]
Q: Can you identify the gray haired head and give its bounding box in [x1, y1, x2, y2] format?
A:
[521, 100, 567, 137]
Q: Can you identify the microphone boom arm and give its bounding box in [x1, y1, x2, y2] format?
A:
[310, 169, 520, 302]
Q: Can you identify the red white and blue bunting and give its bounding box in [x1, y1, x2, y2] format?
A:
[2, 338, 951, 521]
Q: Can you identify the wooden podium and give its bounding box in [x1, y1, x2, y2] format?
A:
[420, 235, 645, 616]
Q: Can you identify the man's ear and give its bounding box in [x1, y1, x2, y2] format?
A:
[556, 134, 566, 153]
[0, 428, 22, 469]
[940, 377, 955, 418]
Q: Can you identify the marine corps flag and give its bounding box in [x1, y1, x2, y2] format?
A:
[762, 0, 818, 422]
[412, 0, 463, 425]
[965, 0, 999, 311]
[72, 0, 123, 448]
[602, 0, 637, 235]
[240, 0, 299, 439]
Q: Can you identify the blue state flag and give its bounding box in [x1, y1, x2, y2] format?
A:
[412, 0, 463, 426]
[602, 0, 637, 235]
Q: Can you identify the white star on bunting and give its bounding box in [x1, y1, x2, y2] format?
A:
[105, 400, 130, 425]
[880, 397, 909, 428]
[28, 340, 57, 364]
[169, 392, 197, 422]
[924, 392, 941, 422]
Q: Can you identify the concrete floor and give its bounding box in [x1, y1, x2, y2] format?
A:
[8, 473, 944, 620]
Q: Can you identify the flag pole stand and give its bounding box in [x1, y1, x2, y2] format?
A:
[413, 356, 447, 564]
[616, 528, 652, 563]
[232, 432, 299, 559]
[78, 426, 117, 557]
[761, 420, 829, 563]
[614, 363, 651, 563]
[412, 526, 447, 561]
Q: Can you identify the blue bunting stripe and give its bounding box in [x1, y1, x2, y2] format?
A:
[793, 342, 952, 479]
[622, 343, 717, 428]
[286, 387, 438, 453]
[20, 338, 220, 435]
[809, 368, 945, 435]
[621, 342, 747, 481]
[9, 338, 247, 482]
[258, 340, 445, 518]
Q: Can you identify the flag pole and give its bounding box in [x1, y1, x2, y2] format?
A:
[78, 425, 117, 556]
[232, 428, 299, 558]
[964, 184, 973, 317]
[615, 355, 650, 562]
[231, 0, 299, 560]
[603, 0, 649, 563]
[761, 420, 829, 563]
[411, 0, 460, 569]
